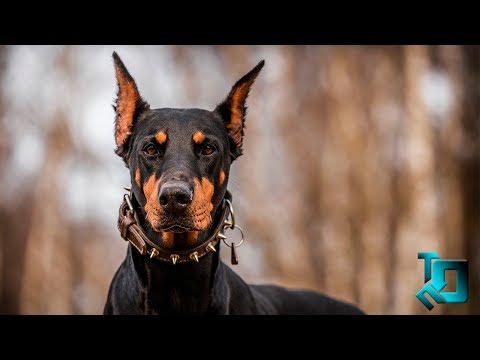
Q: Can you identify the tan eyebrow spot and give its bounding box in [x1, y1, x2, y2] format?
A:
[192, 131, 205, 144]
[155, 131, 167, 145]
[219, 170, 225, 185]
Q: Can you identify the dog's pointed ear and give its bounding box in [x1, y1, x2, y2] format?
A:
[215, 60, 265, 158]
[112, 51, 150, 158]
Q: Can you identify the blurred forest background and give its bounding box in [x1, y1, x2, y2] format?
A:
[0, 45, 478, 315]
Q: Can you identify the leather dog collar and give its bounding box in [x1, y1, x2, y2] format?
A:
[117, 191, 233, 265]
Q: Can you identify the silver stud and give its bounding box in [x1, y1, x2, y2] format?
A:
[206, 242, 217, 253]
[170, 254, 179, 265]
[150, 248, 159, 259]
[217, 233, 226, 240]
[190, 252, 199, 262]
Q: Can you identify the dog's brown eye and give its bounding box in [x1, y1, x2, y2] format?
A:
[201, 144, 216, 156]
[143, 144, 158, 156]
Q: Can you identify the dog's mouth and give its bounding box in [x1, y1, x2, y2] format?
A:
[161, 224, 190, 233]
[148, 215, 210, 234]
[147, 217, 212, 249]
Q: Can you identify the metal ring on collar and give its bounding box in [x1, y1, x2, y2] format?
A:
[222, 224, 245, 248]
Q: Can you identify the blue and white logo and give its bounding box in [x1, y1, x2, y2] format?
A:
[416, 252, 468, 311]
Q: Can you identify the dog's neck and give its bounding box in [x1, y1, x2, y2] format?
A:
[130, 202, 225, 314]
[130, 247, 218, 314]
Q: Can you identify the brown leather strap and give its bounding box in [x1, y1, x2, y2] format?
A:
[117, 195, 231, 264]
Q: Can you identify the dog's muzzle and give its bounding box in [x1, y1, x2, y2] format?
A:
[118, 190, 244, 265]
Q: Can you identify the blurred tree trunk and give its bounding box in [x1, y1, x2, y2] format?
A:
[19, 47, 76, 314]
[460, 45, 480, 314]
[431, 46, 467, 314]
[394, 46, 442, 313]
[0, 46, 5, 167]
[0, 46, 31, 314]
[383, 46, 407, 314]
[0, 200, 33, 313]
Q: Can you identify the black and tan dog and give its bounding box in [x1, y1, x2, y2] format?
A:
[104, 52, 364, 315]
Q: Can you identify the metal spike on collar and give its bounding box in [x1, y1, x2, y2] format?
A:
[190, 252, 199, 262]
[149, 248, 159, 259]
[170, 254, 179, 265]
[217, 233, 226, 240]
[206, 242, 217, 253]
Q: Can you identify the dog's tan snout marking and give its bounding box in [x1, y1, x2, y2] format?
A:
[144, 174, 163, 231]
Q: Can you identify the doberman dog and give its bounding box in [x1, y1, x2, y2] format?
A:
[104, 52, 364, 315]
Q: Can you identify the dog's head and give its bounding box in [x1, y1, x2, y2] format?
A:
[112, 52, 264, 248]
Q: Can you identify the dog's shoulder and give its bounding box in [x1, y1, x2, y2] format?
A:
[211, 261, 258, 314]
[249, 283, 365, 315]
[217, 262, 364, 315]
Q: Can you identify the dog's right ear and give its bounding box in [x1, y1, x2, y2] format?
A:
[112, 51, 150, 159]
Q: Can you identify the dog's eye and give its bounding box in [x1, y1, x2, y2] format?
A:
[143, 144, 158, 156]
[201, 144, 216, 156]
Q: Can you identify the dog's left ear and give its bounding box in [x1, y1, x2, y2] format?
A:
[112, 51, 150, 159]
[215, 60, 265, 158]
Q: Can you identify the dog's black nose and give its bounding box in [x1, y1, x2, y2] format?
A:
[159, 181, 193, 211]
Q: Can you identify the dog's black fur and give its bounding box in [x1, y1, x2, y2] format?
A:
[104, 53, 364, 315]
